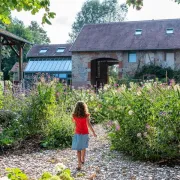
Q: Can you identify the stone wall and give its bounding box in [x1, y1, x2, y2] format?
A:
[72, 51, 123, 87]
[72, 50, 180, 87]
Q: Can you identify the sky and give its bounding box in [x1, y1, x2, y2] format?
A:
[12, 0, 180, 44]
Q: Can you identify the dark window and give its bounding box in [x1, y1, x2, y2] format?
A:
[128, 52, 137, 63]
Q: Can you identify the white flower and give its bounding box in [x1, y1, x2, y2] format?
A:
[143, 132, 148, 137]
[54, 163, 66, 175]
[137, 133, 142, 138]
[137, 91, 142, 96]
[128, 110, 134, 115]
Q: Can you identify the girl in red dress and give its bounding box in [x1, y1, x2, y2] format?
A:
[72, 101, 97, 170]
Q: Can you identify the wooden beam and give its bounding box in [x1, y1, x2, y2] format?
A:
[0, 37, 2, 72]
[2, 43, 16, 45]
[3, 37, 19, 56]
[18, 45, 23, 81]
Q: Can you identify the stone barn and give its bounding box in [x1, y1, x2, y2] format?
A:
[70, 19, 180, 88]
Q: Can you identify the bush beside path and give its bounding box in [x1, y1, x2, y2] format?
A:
[0, 124, 179, 180]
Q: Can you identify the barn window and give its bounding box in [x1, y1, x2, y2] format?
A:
[128, 52, 137, 62]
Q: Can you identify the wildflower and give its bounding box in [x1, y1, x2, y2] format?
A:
[56, 92, 60, 97]
[116, 124, 120, 131]
[128, 110, 133, 115]
[0, 126, 3, 134]
[137, 133, 142, 138]
[54, 163, 66, 175]
[146, 124, 151, 129]
[137, 91, 142, 96]
[107, 120, 113, 126]
[159, 111, 167, 116]
[143, 132, 148, 137]
[98, 104, 102, 108]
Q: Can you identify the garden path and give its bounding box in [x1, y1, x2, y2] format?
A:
[0, 124, 179, 180]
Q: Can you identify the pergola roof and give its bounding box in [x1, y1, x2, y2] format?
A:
[0, 28, 32, 45]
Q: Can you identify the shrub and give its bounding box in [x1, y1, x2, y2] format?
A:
[41, 114, 74, 148]
[134, 64, 180, 83]
[99, 82, 180, 160]
[0, 110, 17, 127]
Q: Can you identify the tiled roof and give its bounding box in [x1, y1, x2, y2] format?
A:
[70, 18, 180, 52]
[0, 28, 32, 44]
[10, 62, 28, 72]
[27, 44, 72, 58]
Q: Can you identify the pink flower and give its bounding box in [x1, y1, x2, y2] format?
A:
[146, 124, 151, 129]
[116, 124, 120, 131]
[108, 121, 113, 126]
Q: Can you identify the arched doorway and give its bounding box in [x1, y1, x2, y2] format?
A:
[91, 58, 119, 87]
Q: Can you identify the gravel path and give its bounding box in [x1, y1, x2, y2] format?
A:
[0, 124, 179, 180]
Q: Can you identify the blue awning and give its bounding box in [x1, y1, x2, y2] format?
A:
[24, 59, 72, 73]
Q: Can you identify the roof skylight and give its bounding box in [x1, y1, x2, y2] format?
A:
[39, 49, 47, 53]
[135, 29, 142, 35]
[56, 48, 65, 53]
[166, 28, 174, 34]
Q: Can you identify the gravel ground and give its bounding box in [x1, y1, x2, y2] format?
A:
[0, 124, 179, 180]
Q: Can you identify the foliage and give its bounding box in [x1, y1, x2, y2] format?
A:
[126, 0, 180, 10]
[99, 82, 180, 160]
[0, 110, 17, 127]
[41, 114, 74, 148]
[1, 18, 50, 80]
[0, 82, 3, 108]
[68, 0, 128, 42]
[1, 74, 180, 161]
[5, 163, 74, 180]
[0, 0, 56, 25]
[134, 64, 180, 83]
[6, 168, 28, 180]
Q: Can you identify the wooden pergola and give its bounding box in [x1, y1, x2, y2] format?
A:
[0, 28, 32, 82]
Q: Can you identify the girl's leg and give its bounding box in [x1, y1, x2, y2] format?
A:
[81, 149, 86, 163]
[77, 151, 81, 169]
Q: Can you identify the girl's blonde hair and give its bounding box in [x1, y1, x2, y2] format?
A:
[73, 101, 89, 118]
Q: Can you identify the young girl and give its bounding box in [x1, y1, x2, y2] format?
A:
[72, 101, 97, 170]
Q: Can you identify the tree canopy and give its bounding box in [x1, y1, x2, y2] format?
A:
[68, 0, 128, 42]
[126, 0, 180, 10]
[0, 0, 56, 24]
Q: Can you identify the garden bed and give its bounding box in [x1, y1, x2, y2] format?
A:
[0, 125, 179, 180]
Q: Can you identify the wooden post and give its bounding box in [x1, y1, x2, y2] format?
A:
[0, 36, 2, 72]
[19, 44, 23, 82]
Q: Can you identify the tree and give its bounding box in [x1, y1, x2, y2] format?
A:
[0, 0, 56, 25]
[126, 0, 180, 10]
[28, 21, 50, 44]
[68, 0, 128, 42]
[1, 18, 50, 80]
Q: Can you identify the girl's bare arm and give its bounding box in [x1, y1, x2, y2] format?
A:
[87, 117, 97, 137]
